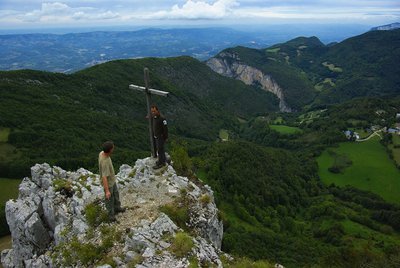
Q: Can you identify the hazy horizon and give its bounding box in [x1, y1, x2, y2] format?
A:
[0, 0, 399, 33]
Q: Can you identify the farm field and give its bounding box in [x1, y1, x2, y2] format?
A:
[317, 136, 400, 204]
[270, 124, 302, 135]
[0, 178, 21, 205]
[389, 135, 400, 166]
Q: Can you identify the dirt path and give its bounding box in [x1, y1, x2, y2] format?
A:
[107, 159, 180, 258]
[356, 129, 383, 142]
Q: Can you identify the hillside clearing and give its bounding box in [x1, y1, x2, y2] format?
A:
[270, 124, 302, 135]
[317, 136, 400, 204]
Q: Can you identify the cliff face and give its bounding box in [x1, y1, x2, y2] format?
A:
[206, 52, 292, 112]
[1, 157, 224, 268]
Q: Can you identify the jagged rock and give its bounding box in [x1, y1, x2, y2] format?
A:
[1, 250, 13, 268]
[24, 254, 51, 268]
[207, 53, 292, 112]
[31, 163, 52, 187]
[194, 237, 223, 267]
[24, 212, 51, 250]
[2, 158, 225, 268]
[18, 178, 40, 199]
[72, 218, 89, 235]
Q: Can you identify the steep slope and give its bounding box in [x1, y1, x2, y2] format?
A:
[0, 56, 278, 177]
[195, 141, 400, 267]
[1, 158, 224, 267]
[313, 29, 400, 104]
[207, 45, 316, 112]
[207, 29, 400, 110]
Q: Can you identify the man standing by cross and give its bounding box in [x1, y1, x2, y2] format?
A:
[151, 104, 168, 169]
[129, 68, 169, 164]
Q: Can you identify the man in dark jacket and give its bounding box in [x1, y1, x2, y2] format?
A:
[151, 104, 168, 169]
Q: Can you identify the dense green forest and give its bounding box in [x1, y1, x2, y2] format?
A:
[193, 141, 400, 267]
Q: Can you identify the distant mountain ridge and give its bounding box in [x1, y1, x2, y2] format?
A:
[371, 22, 400, 31]
[0, 24, 373, 73]
[207, 29, 400, 110]
[0, 28, 271, 73]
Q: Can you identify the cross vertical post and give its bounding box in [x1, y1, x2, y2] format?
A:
[129, 68, 170, 158]
[143, 68, 156, 157]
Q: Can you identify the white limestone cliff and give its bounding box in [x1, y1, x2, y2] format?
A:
[206, 52, 292, 112]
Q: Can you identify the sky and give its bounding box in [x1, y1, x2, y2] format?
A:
[0, 0, 399, 29]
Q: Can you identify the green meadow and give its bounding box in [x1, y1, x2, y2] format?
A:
[0, 178, 21, 237]
[389, 135, 400, 166]
[322, 62, 343, 73]
[0, 128, 10, 142]
[270, 124, 302, 135]
[317, 136, 400, 204]
[0, 178, 20, 205]
[266, 47, 280, 53]
[219, 129, 229, 141]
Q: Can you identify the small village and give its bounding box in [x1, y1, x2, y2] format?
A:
[344, 112, 400, 141]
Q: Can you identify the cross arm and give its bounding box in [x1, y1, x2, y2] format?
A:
[129, 84, 169, 97]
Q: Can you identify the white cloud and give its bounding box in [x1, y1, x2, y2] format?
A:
[0, 1, 399, 27]
[10, 2, 120, 23]
[146, 0, 239, 20]
[231, 5, 400, 21]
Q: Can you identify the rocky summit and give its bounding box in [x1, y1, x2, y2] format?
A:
[1, 157, 224, 268]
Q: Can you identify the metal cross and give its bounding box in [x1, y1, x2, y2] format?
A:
[129, 68, 169, 157]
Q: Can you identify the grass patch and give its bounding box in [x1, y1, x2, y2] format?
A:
[53, 225, 121, 267]
[195, 169, 207, 183]
[327, 151, 353, 174]
[270, 125, 302, 135]
[389, 135, 400, 166]
[314, 78, 336, 91]
[169, 232, 194, 258]
[298, 109, 326, 124]
[272, 116, 284, 124]
[322, 62, 343, 73]
[200, 194, 211, 205]
[341, 219, 400, 251]
[317, 136, 400, 204]
[219, 129, 229, 141]
[159, 190, 190, 230]
[266, 47, 280, 53]
[237, 117, 247, 124]
[84, 201, 109, 227]
[392, 135, 400, 146]
[0, 178, 21, 204]
[0, 143, 21, 161]
[0, 128, 10, 142]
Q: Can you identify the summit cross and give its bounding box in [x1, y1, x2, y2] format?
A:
[129, 68, 169, 157]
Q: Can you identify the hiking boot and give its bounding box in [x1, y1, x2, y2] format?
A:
[152, 163, 166, 169]
[115, 207, 126, 214]
[109, 216, 118, 223]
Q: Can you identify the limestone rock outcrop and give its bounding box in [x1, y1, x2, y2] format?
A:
[206, 52, 292, 112]
[1, 157, 224, 268]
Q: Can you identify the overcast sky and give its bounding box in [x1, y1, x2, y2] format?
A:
[0, 0, 399, 28]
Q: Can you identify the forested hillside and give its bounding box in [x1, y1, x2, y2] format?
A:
[0, 57, 278, 178]
[210, 29, 400, 110]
